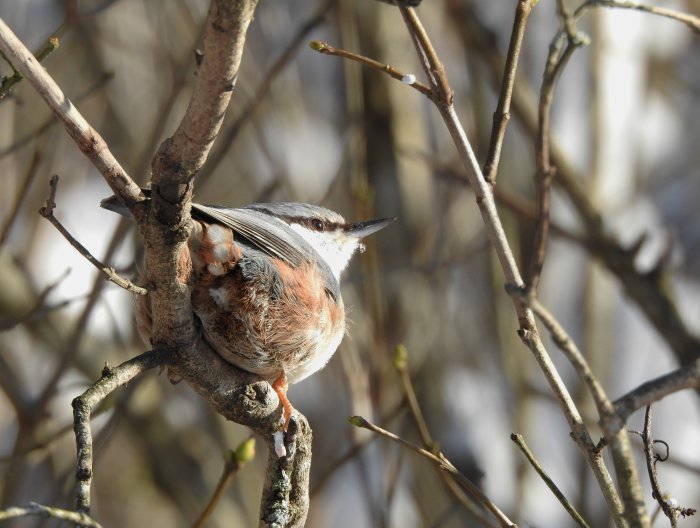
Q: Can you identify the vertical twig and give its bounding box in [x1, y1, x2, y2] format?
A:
[525, 22, 585, 294]
[483, 0, 534, 185]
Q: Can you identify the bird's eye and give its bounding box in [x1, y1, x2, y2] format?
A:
[311, 218, 324, 231]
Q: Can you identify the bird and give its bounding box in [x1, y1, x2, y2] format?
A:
[102, 192, 394, 439]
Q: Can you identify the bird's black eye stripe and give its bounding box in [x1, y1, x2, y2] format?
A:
[310, 218, 325, 231]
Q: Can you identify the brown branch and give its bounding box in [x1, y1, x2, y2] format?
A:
[398, 7, 452, 105]
[349, 416, 516, 528]
[260, 416, 312, 528]
[309, 40, 434, 101]
[0, 502, 102, 527]
[38, 175, 147, 295]
[526, 21, 584, 295]
[483, 0, 534, 185]
[387, 6, 631, 525]
[72, 350, 165, 513]
[0, 19, 143, 209]
[194, 437, 256, 528]
[640, 406, 697, 525]
[198, 0, 337, 187]
[610, 359, 700, 433]
[394, 346, 498, 527]
[585, 0, 700, 34]
[511, 434, 591, 528]
[452, 0, 700, 376]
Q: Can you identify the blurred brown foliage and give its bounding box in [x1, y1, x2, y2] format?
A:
[1, 1, 699, 526]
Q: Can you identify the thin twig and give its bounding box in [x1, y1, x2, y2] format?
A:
[349, 416, 516, 528]
[38, 175, 147, 295]
[526, 23, 584, 295]
[0, 147, 43, 245]
[398, 7, 452, 105]
[394, 346, 498, 527]
[585, 0, 700, 34]
[0, 502, 102, 527]
[311, 397, 408, 498]
[483, 0, 534, 185]
[0, 268, 71, 331]
[392, 6, 629, 525]
[0, 35, 59, 97]
[194, 437, 256, 528]
[511, 433, 591, 528]
[72, 349, 165, 513]
[640, 406, 696, 525]
[308, 40, 434, 101]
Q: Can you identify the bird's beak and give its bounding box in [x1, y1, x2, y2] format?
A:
[345, 217, 396, 238]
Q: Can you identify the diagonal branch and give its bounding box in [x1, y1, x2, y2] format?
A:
[0, 18, 143, 210]
[39, 175, 147, 295]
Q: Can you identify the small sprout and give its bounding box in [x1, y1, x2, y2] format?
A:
[394, 344, 408, 371]
[308, 40, 327, 53]
[235, 437, 256, 463]
[348, 415, 368, 429]
[402, 74, 417, 85]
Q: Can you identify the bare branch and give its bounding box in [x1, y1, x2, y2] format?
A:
[0, 19, 143, 208]
[640, 406, 697, 526]
[350, 416, 516, 528]
[72, 350, 166, 513]
[0, 35, 59, 97]
[38, 175, 147, 295]
[483, 0, 534, 185]
[0, 502, 102, 528]
[611, 360, 700, 433]
[584, 0, 700, 34]
[194, 437, 256, 528]
[308, 40, 434, 101]
[511, 433, 591, 528]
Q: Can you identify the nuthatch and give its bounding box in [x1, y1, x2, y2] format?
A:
[103, 193, 394, 441]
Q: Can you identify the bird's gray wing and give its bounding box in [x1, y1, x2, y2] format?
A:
[192, 203, 315, 267]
